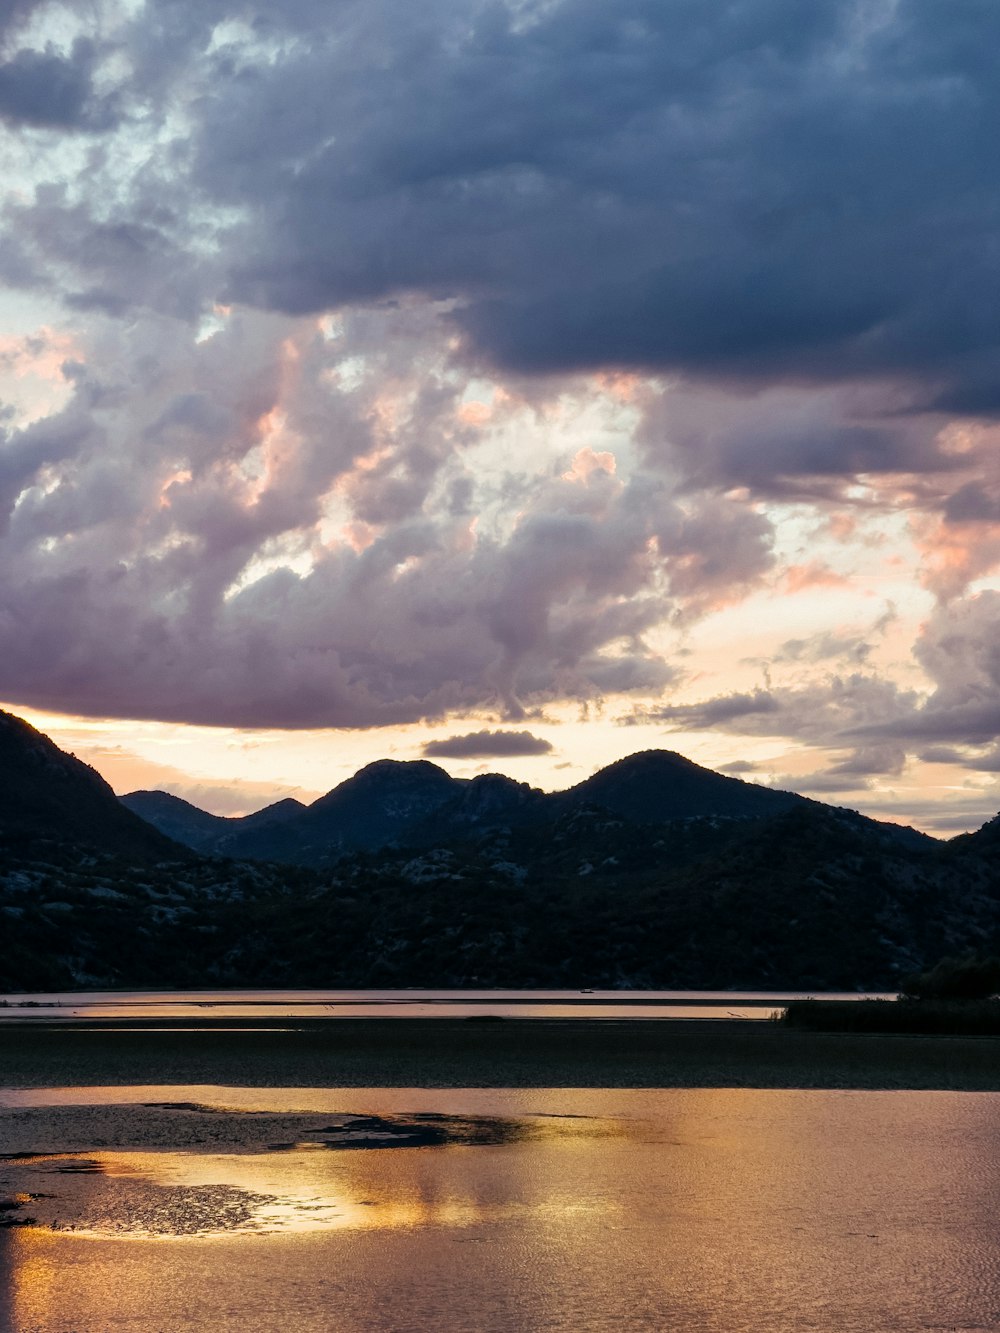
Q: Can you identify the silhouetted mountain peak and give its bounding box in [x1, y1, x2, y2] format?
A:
[560, 747, 806, 823]
[0, 709, 181, 861]
[598, 749, 703, 773]
[312, 759, 459, 809]
[123, 790, 227, 833]
[241, 797, 307, 827]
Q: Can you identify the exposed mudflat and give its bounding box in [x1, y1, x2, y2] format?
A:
[0, 1101, 530, 1158]
[0, 1098, 592, 1237]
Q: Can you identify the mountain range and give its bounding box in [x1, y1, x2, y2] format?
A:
[2, 705, 999, 992]
[120, 749, 818, 865]
[123, 748, 938, 867]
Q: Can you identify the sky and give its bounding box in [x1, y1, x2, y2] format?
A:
[3, 0, 1000, 834]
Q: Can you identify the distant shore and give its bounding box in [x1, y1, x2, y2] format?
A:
[2, 1017, 1000, 1091]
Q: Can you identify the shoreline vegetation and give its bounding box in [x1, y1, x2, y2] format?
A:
[783, 998, 1000, 1036]
[1, 1017, 1000, 1091]
[781, 957, 1000, 1035]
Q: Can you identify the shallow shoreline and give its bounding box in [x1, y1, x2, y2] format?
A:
[2, 1017, 1000, 1090]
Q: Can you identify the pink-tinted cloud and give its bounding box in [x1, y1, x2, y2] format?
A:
[782, 562, 851, 595]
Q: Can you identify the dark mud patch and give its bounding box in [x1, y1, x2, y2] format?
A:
[142, 1101, 229, 1114]
[267, 1112, 528, 1152]
[49, 1180, 282, 1236]
[0, 1159, 318, 1237]
[52, 1159, 106, 1174]
[531, 1112, 597, 1119]
[0, 1192, 41, 1227]
[1, 1103, 616, 1162]
[45, 1178, 283, 1236]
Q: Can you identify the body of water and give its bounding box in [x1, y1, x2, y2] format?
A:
[2, 1086, 999, 1332]
[0, 988, 893, 1023]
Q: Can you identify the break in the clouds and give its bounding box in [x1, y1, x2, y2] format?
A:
[3, 0, 1000, 824]
[422, 730, 553, 759]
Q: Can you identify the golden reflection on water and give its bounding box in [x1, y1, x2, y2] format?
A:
[50, 1140, 621, 1238]
[5, 1089, 1000, 1332]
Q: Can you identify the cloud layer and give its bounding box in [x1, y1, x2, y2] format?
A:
[179, 0, 1000, 406]
[2, 0, 1000, 818]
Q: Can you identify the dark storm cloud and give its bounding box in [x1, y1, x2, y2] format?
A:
[0, 0, 47, 38]
[638, 382, 952, 499]
[148, 0, 1000, 411]
[641, 674, 921, 748]
[0, 403, 97, 532]
[932, 746, 1000, 773]
[17, 198, 207, 320]
[942, 483, 1000, 524]
[0, 40, 116, 130]
[917, 746, 970, 765]
[965, 749, 1000, 773]
[851, 705, 1000, 746]
[422, 729, 553, 758]
[653, 689, 780, 727]
[826, 744, 905, 778]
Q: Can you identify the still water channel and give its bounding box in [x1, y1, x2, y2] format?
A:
[2, 1085, 998, 1332]
[0, 989, 892, 1022]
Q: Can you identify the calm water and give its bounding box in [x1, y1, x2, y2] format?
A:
[0, 988, 892, 1022]
[2, 1086, 1000, 1331]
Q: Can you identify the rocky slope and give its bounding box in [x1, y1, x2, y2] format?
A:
[0, 710, 181, 863]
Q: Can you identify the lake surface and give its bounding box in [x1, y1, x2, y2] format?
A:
[3, 1086, 1000, 1331]
[0, 988, 892, 1023]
